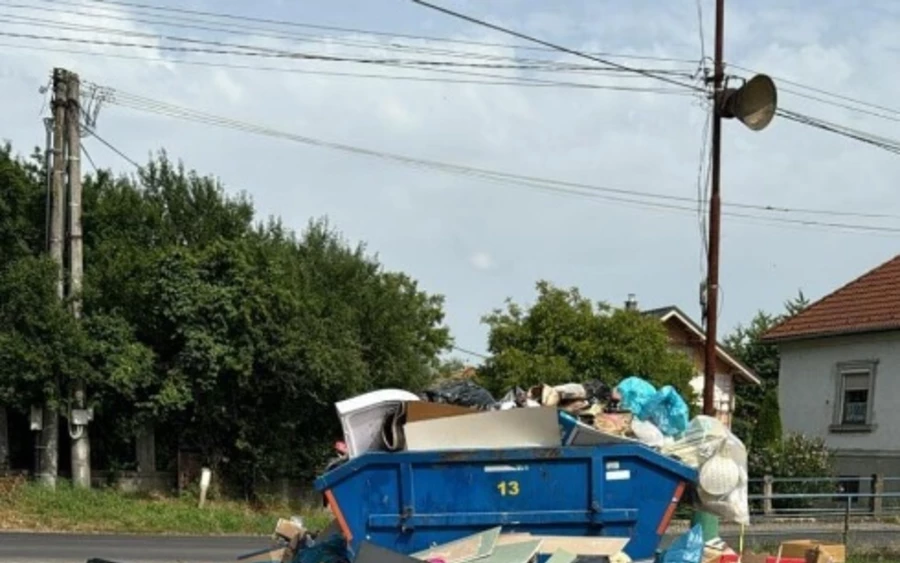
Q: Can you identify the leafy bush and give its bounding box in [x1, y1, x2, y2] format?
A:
[748, 433, 835, 510]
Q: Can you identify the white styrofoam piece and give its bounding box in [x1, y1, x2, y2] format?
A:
[335, 389, 421, 458]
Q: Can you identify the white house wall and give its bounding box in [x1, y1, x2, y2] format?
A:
[689, 372, 734, 410]
[778, 331, 900, 455]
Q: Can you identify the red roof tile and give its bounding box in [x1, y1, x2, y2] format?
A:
[764, 254, 900, 341]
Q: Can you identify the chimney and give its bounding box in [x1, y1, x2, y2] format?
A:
[625, 293, 638, 311]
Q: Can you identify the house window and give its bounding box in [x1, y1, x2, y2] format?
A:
[841, 372, 869, 424]
[831, 361, 877, 432]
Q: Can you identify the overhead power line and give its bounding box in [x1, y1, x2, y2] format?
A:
[2, 43, 695, 94]
[2, 41, 693, 94]
[2, 0, 700, 70]
[730, 63, 900, 119]
[407, 0, 900, 156]
[65, 0, 696, 63]
[451, 346, 489, 360]
[83, 81, 900, 235]
[0, 24, 696, 86]
[18, 0, 900, 156]
[410, 0, 704, 92]
[776, 108, 900, 155]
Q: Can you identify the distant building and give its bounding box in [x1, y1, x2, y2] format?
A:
[640, 302, 761, 428]
[764, 254, 900, 479]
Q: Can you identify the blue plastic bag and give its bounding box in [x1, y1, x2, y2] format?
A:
[616, 376, 657, 417]
[615, 376, 690, 437]
[659, 524, 704, 563]
[642, 385, 690, 437]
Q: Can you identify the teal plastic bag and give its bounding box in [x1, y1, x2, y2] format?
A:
[615, 376, 689, 437]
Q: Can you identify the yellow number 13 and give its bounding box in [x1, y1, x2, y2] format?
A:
[497, 480, 520, 496]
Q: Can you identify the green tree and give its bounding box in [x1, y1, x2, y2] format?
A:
[480, 281, 695, 400]
[726, 291, 809, 447]
[82, 156, 450, 494]
[0, 145, 452, 495]
[0, 143, 52, 471]
[753, 387, 782, 448]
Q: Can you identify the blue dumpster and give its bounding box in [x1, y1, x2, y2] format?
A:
[314, 444, 696, 561]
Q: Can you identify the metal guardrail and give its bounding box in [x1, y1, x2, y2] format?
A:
[743, 475, 900, 546]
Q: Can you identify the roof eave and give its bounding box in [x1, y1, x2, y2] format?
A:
[762, 324, 900, 344]
[658, 307, 762, 386]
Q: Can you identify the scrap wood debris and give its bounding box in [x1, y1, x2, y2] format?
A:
[243, 522, 635, 563]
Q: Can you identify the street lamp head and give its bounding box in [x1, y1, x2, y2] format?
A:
[720, 74, 777, 131]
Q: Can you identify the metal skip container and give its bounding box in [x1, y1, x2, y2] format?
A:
[314, 443, 697, 561]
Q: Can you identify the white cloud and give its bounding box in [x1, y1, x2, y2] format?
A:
[2, 0, 899, 356]
[470, 251, 496, 271]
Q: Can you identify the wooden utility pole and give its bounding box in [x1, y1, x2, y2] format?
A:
[66, 70, 91, 488]
[702, 0, 725, 418]
[39, 68, 69, 487]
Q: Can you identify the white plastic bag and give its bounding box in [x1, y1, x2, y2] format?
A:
[631, 419, 665, 447]
[662, 416, 750, 525]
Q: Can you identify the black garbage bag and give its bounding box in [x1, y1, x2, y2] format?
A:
[423, 379, 496, 409]
[583, 379, 613, 404]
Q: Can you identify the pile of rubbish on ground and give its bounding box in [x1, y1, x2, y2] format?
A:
[240, 520, 638, 563]
[244, 374, 755, 563]
[240, 518, 848, 563]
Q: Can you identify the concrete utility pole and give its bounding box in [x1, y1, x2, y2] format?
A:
[39, 68, 69, 488]
[66, 70, 91, 489]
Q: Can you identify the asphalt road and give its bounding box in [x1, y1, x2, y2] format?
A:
[2, 526, 900, 562]
[0, 533, 267, 563]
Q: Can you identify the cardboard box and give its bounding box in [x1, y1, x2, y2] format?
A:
[405, 401, 476, 422]
[273, 518, 304, 541]
[779, 541, 846, 563]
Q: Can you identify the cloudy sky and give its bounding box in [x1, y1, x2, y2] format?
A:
[2, 0, 899, 360]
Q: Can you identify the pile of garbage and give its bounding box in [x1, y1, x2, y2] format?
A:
[240, 520, 635, 563]
[240, 515, 847, 563]
[331, 374, 748, 527]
